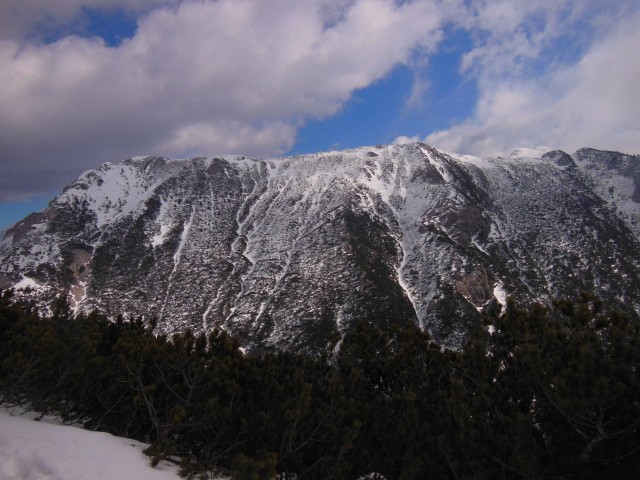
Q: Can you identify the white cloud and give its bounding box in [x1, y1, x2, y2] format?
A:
[156, 121, 298, 158]
[424, 0, 640, 156]
[0, 0, 456, 200]
[4, 0, 638, 204]
[392, 135, 420, 145]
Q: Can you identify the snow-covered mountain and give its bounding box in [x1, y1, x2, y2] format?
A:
[2, 143, 640, 353]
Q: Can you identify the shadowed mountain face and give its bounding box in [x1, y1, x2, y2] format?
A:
[2, 143, 640, 354]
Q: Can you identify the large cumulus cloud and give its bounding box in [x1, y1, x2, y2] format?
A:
[0, 0, 454, 200]
[2, 0, 640, 202]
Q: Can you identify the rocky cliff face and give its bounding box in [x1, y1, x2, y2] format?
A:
[2, 143, 640, 353]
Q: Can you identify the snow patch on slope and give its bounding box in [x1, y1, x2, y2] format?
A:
[0, 407, 187, 480]
[421, 146, 453, 183]
[152, 224, 172, 247]
[160, 208, 196, 321]
[151, 197, 175, 248]
[493, 281, 507, 312]
[57, 163, 170, 230]
[13, 276, 40, 290]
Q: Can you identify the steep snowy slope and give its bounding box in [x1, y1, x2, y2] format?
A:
[2, 143, 639, 353]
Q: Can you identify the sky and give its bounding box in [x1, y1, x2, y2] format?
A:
[1, 0, 640, 230]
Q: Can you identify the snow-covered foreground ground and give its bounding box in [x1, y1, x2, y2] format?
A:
[0, 407, 184, 480]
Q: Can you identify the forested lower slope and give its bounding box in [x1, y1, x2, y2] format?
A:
[1, 290, 638, 479]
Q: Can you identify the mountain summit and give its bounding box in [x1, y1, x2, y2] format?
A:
[2, 143, 640, 353]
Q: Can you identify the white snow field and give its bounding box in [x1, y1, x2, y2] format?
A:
[0, 407, 183, 480]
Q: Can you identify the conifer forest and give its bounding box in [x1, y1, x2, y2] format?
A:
[1, 289, 639, 479]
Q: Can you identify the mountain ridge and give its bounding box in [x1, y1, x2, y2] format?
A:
[2, 143, 640, 353]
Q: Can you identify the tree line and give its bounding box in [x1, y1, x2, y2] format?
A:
[1, 289, 639, 479]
